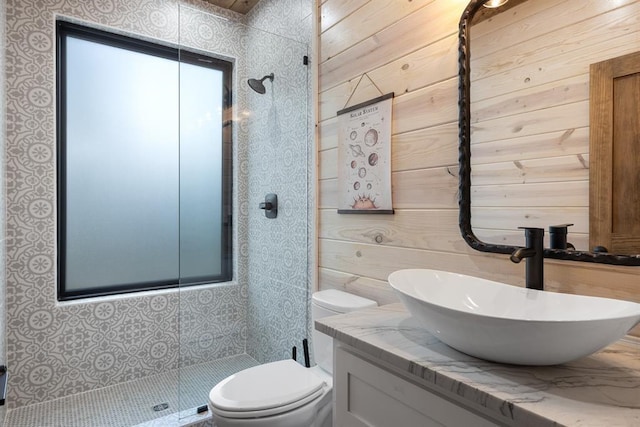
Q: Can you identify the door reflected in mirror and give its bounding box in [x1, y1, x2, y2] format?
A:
[468, 0, 640, 255]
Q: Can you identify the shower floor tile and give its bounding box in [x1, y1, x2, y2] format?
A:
[4, 354, 259, 427]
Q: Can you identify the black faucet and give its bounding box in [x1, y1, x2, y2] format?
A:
[510, 227, 544, 290]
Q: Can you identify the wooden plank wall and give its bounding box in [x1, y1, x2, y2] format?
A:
[316, 0, 640, 337]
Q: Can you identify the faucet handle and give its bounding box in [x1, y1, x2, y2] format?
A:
[549, 223, 574, 232]
[549, 224, 574, 250]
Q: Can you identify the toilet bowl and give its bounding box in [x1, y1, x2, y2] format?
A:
[208, 290, 377, 427]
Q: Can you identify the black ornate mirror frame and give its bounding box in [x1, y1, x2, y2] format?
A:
[458, 0, 640, 266]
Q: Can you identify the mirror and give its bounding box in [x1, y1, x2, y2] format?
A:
[459, 0, 640, 265]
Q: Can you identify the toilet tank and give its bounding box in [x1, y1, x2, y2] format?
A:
[312, 290, 377, 374]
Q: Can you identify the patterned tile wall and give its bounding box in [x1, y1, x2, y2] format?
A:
[3, 0, 260, 409]
[244, 0, 313, 364]
[0, 0, 6, 423]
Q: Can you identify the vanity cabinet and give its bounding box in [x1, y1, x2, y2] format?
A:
[334, 344, 507, 427]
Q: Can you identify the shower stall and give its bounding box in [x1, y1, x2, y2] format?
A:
[1, 0, 313, 426]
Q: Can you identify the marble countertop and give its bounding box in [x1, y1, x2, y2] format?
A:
[316, 303, 640, 427]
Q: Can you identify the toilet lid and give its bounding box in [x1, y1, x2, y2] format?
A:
[312, 289, 377, 313]
[209, 359, 325, 414]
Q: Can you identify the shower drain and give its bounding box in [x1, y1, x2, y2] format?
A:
[152, 402, 170, 412]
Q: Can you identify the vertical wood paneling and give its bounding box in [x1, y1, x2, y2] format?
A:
[316, 0, 640, 339]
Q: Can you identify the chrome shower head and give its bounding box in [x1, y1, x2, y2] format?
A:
[247, 73, 274, 94]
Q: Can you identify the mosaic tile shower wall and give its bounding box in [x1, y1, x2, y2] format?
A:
[3, 0, 255, 409]
[0, 0, 6, 424]
[244, 0, 313, 364]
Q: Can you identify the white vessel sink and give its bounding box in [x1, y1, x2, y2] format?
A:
[388, 269, 640, 366]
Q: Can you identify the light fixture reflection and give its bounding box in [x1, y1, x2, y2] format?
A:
[483, 0, 509, 8]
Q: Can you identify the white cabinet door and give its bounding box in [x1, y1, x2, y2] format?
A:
[334, 345, 502, 427]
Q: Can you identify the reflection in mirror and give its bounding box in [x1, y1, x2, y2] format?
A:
[465, 0, 640, 257]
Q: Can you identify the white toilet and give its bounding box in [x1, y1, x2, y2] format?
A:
[208, 289, 377, 427]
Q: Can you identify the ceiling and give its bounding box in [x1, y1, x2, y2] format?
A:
[203, 0, 261, 14]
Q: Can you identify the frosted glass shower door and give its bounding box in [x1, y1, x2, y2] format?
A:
[176, 1, 312, 417]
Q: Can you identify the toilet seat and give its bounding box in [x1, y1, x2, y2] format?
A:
[209, 359, 327, 419]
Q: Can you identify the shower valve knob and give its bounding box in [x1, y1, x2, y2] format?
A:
[259, 194, 277, 219]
